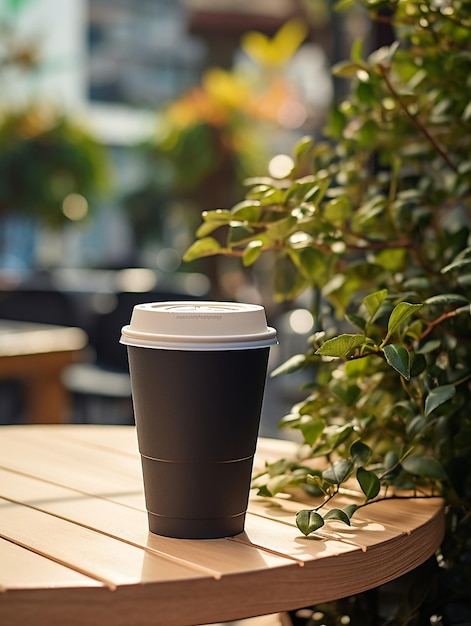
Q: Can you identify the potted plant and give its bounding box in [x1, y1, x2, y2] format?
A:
[0, 5, 109, 230]
[184, 0, 471, 623]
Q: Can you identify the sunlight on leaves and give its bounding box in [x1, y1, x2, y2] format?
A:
[424, 384, 456, 416]
[296, 509, 324, 535]
[382, 343, 411, 379]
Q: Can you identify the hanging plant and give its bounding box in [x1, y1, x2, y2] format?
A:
[0, 106, 110, 226]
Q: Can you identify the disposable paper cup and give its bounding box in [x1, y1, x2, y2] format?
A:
[120, 301, 277, 539]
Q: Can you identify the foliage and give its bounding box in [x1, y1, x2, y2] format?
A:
[150, 19, 309, 196]
[0, 8, 110, 228]
[186, 0, 471, 622]
[0, 106, 110, 226]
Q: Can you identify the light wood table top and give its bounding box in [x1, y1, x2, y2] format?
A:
[0, 425, 445, 626]
[0, 321, 87, 423]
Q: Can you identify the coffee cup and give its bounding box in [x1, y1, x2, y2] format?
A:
[120, 301, 277, 539]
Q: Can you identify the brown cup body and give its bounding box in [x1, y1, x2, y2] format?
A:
[127, 345, 270, 539]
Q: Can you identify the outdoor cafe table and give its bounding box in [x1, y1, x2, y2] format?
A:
[0, 321, 87, 424]
[0, 425, 445, 626]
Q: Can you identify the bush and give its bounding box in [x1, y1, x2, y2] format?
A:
[185, 1, 471, 622]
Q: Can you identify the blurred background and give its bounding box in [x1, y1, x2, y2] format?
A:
[0, 0, 372, 431]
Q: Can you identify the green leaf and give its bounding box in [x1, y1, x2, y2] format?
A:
[201, 209, 233, 222]
[324, 508, 351, 525]
[227, 224, 254, 245]
[405, 320, 424, 341]
[424, 384, 456, 416]
[441, 258, 471, 273]
[343, 504, 359, 519]
[382, 343, 411, 379]
[290, 247, 327, 285]
[326, 107, 347, 138]
[323, 196, 352, 225]
[406, 414, 428, 438]
[346, 313, 367, 332]
[295, 416, 325, 447]
[274, 254, 308, 302]
[358, 118, 379, 147]
[246, 184, 271, 200]
[350, 440, 372, 467]
[322, 424, 354, 453]
[260, 188, 287, 206]
[351, 37, 364, 63]
[363, 289, 388, 320]
[316, 334, 370, 359]
[382, 302, 423, 344]
[402, 454, 447, 481]
[323, 459, 353, 485]
[368, 41, 400, 67]
[416, 339, 441, 354]
[410, 353, 426, 377]
[331, 383, 361, 406]
[196, 220, 224, 237]
[382, 450, 401, 480]
[231, 200, 262, 222]
[357, 467, 381, 500]
[296, 510, 324, 535]
[305, 471, 324, 489]
[265, 216, 297, 241]
[242, 240, 264, 267]
[270, 354, 306, 377]
[424, 294, 469, 306]
[266, 474, 299, 496]
[332, 60, 368, 78]
[304, 179, 330, 204]
[292, 135, 314, 161]
[183, 237, 222, 261]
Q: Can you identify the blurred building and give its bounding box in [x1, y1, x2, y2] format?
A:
[87, 0, 205, 106]
[1, 0, 336, 272]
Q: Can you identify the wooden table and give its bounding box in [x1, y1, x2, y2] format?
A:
[0, 425, 445, 626]
[0, 321, 87, 424]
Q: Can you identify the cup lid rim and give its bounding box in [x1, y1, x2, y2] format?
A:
[120, 325, 277, 345]
[133, 301, 265, 313]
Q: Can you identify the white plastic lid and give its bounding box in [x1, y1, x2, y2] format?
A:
[120, 301, 278, 351]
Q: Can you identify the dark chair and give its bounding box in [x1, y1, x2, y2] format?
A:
[63, 290, 202, 424]
[0, 288, 78, 327]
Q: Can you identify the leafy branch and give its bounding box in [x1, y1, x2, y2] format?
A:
[185, 2, 471, 611]
[378, 64, 458, 174]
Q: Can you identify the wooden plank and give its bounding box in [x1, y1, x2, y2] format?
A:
[0, 426, 145, 507]
[0, 468, 296, 583]
[0, 498, 204, 590]
[253, 437, 297, 472]
[54, 424, 141, 457]
[0, 540, 102, 591]
[331, 493, 444, 534]
[248, 496, 407, 550]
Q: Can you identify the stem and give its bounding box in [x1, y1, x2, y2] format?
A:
[419, 308, 459, 341]
[378, 64, 458, 174]
[356, 493, 440, 510]
[302, 493, 441, 532]
[311, 287, 322, 333]
[314, 486, 339, 512]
